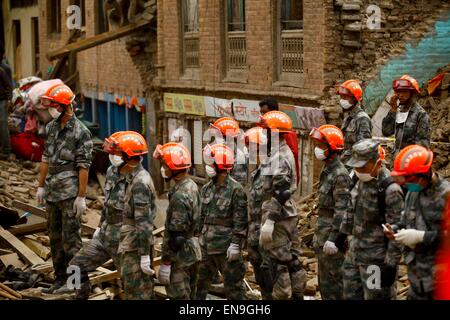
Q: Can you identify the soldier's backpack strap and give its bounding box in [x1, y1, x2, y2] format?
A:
[377, 176, 397, 224]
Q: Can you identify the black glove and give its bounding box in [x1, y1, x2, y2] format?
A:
[381, 265, 397, 288]
[334, 233, 348, 253]
[168, 232, 187, 252]
[274, 180, 291, 206]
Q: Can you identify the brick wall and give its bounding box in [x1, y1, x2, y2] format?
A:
[320, 0, 450, 126]
[38, 0, 145, 97]
[155, 0, 328, 106]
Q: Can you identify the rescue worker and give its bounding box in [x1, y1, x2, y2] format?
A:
[36, 84, 93, 293]
[382, 75, 430, 158]
[210, 117, 248, 187]
[196, 144, 248, 300]
[68, 131, 140, 299]
[259, 111, 307, 300]
[384, 145, 450, 300]
[104, 131, 156, 300]
[153, 142, 201, 299]
[309, 125, 351, 300]
[338, 80, 372, 165]
[244, 127, 274, 300]
[258, 97, 300, 187]
[340, 139, 404, 300]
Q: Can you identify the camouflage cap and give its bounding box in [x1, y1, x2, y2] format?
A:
[346, 139, 380, 168]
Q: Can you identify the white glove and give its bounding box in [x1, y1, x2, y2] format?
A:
[226, 243, 240, 262]
[36, 187, 45, 205]
[394, 229, 425, 249]
[323, 241, 338, 255]
[93, 227, 101, 240]
[259, 219, 275, 246]
[158, 263, 171, 285]
[73, 196, 87, 219]
[140, 255, 155, 276]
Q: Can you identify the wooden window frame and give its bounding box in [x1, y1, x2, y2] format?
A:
[273, 0, 304, 87]
[180, 0, 200, 79]
[47, 0, 62, 37]
[223, 0, 247, 83]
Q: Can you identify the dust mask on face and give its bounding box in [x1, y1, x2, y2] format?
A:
[339, 99, 353, 110]
[48, 107, 61, 119]
[354, 171, 374, 182]
[109, 154, 124, 167]
[160, 167, 170, 179]
[205, 165, 217, 178]
[314, 147, 327, 161]
[396, 111, 409, 124]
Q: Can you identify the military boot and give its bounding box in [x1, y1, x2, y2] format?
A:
[75, 281, 91, 300]
[42, 278, 66, 294]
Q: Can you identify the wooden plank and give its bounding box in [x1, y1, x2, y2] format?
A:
[8, 222, 47, 236]
[153, 226, 165, 236]
[22, 238, 51, 260]
[12, 201, 46, 219]
[0, 288, 19, 300]
[0, 253, 24, 269]
[47, 20, 152, 60]
[0, 282, 22, 299]
[0, 227, 45, 266]
[89, 270, 120, 286]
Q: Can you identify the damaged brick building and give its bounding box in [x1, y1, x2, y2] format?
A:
[36, 0, 450, 194]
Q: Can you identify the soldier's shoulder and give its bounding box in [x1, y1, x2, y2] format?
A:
[438, 178, 450, 195]
[201, 180, 213, 193]
[133, 168, 153, 187]
[356, 111, 371, 121]
[227, 176, 246, 195]
[74, 117, 92, 136]
[176, 178, 199, 197]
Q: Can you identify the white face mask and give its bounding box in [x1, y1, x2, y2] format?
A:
[109, 154, 124, 167]
[396, 111, 409, 124]
[314, 147, 327, 161]
[205, 165, 217, 178]
[160, 167, 170, 179]
[48, 107, 61, 119]
[339, 99, 353, 110]
[354, 171, 374, 182]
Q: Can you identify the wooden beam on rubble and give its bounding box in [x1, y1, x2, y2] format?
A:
[12, 200, 96, 234]
[0, 227, 45, 266]
[46, 19, 152, 61]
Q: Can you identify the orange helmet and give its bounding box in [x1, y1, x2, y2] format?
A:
[203, 144, 234, 171]
[103, 131, 148, 157]
[153, 142, 191, 171]
[309, 125, 344, 151]
[337, 80, 362, 101]
[244, 127, 268, 145]
[41, 84, 75, 106]
[260, 111, 293, 133]
[393, 75, 420, 93]
[391, 145, 433, 177]
[211, 117, 240, 138]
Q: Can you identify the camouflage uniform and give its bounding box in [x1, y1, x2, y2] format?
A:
[382, 102, 430, 158]
[69, 165, 125, 292]
[43, 116, 93, 281]
[118, 164, 156, 300]
[341, 105, 372, 165]
[248, 165, 275, 300]
[162, 176, 201, 300]
[231, 147, 249, 188]
[313, 156, 351, 300]
[260, 139, 307, 300]
[341, 140, 404, 300]
[196, 175, 248, 300]
[392, 175, 450, 300]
